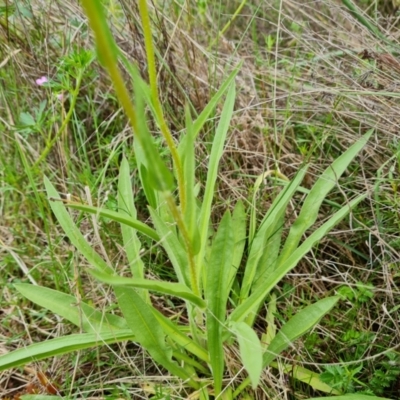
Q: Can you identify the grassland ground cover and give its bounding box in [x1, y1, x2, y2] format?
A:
[1, 0, 400, 399]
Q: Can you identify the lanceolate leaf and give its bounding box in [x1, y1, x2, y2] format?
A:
[149, 207, 189, 286]
[205, 211, 235, 396]
[263, 296, 340, 367]
[231, 321, 263, 389]
[90, 270, 206, 309]
[229, 194, 366, 322]
[65, 202, 159, 242]
[269, 362, 340, 395]
[0, 330, 135, 371]
[118, 157, 146, 281]
[243, 167, 308, 299]
[197, 83, 236, 278]
[114, 286, 198, 388]
[278, 129, 372, 265]
[44, 177, 112, 274]
[14, 284, 128, 333]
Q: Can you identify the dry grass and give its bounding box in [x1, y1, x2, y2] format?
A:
[1, 0, 400, 398]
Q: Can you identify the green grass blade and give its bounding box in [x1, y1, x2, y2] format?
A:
[278, 130, 372, 264]
[0, 330, 135, 371]
[14, 284, 128, 333]
[229, 194, 366, 322]
[205, 210, 235, 396]
[231, 321, 263, 389]
[118, 157, 146, 301]
[263, 296, 340, 367]
[197, 83, 236, 277]
[65, 202, 159, 242]
[44, 177, 112, 273]
[90, 270, 206, 309]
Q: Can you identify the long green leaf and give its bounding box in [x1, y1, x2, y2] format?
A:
[149, 207, 190, 286]
[14, 284, 128, 333]
[233, 297, 340, 398]
[118, 157, 147, 301]
[269, 362, 340, 395]
[0, 330, 135, 370]
[263, 296, 340, 367]
[205, 211, 234, 396]
[229, 194, 366, 322]
[114, 286, 198, 388]
[90, 270, 206, 309]
[231, 321, 263, 389]
[44, 177, 112, 274]
[242, 167, 308, 300]
[182, 106, 200, 255]
[278, 130, 372, 265]
[65, 203, 159, 242]
[197, 83, 236, 278]
[228, 200, 247, 296]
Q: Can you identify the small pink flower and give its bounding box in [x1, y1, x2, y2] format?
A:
[56, 93, 64, 101]
[35, 76, 48, 86]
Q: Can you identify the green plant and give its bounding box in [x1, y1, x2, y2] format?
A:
[0, 1, 390, 399]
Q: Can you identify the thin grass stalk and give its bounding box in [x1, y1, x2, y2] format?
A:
[137, 0, 186, 212]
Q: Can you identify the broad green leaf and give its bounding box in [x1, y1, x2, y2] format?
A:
[90, 270, 206, 309]
[229, 194, 366, 322]
[65, 202, 159, 242]
[44, 177, 112, 274]
[205, 211, 235, 396]
[263, 293, 277, 346]
[182, 106, 200, 255]
[228, 200, 247, 295]
[0, 330, 135, 370]
[242, 167, 308, 300]
[14, 284, 128, 333]
[231, 321, 263, 389]
[149, 207, 190, 286]
[192, 63, 242, 139]
[278, 129, 372, 265]
[263, 296, 339, 367]
[118, 157, 146, 300]
[114, 286, 198, 388]
[197, 83, 236, 278]
[139, 164, 158, 208]
[309, 396, 391, 400]
[269, 362, 340, 395]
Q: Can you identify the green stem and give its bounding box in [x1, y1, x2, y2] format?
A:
[137, 0, 186, 212]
